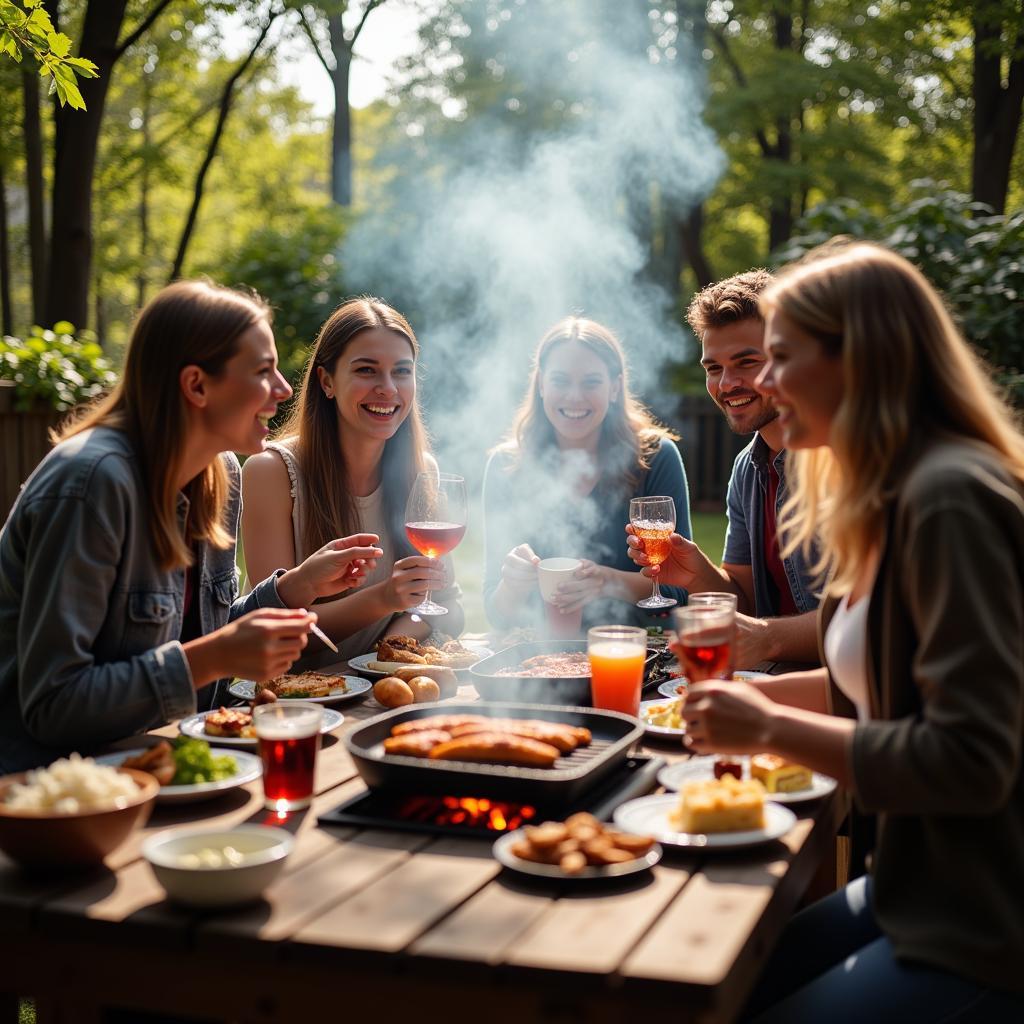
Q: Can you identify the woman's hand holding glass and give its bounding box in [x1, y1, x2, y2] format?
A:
[277, 534, 382, 608]
[381, 555, 450, 613]
[626, 525, 714, 590]
[682, 679, 777, 754]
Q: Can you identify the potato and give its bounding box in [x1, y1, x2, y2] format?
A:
[406, 675, 441, 703]
[373, 676, 415, 709]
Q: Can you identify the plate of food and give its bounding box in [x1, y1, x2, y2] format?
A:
[493, 813, 661, 880]
[658, 755, 837, 805]
[639, 697, 687, 739]
[96, 739, 262, 804]
[349, 634, 491, 678]
[613, 778, 797, 850]
[228, 672, 370, 706]
[656, 669, 771, 699]
[179, 706, 344, 747]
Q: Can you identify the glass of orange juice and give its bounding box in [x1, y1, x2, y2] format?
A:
[588, 625, 647, 717]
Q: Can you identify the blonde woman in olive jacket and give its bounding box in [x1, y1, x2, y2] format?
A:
[678, 243, 1024, 1021]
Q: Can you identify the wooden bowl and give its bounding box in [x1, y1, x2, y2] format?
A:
[0, 767, 159, 869]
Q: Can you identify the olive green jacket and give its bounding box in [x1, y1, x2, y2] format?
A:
[820, 439, 1024, 992]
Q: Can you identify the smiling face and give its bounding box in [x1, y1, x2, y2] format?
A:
[700, 317, 779, 437]
[758, 309, 845, 449]
[317, 326, 416, 446]
[538, 340, 621, 450]
[198, 320, 292, 456]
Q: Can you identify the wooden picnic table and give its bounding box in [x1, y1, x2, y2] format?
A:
[0, 674, 845, 1024]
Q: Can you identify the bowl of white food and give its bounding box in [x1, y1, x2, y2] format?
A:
[142, 824, 293, 907]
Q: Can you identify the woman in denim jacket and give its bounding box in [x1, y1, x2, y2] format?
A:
[0, 281, 381, 772]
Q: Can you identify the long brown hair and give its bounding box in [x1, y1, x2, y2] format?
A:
[276, 297, 431, 556]
[58, 280, 271, 570]
[499, 316, 674, 495]
[763, 241, 1024, 593]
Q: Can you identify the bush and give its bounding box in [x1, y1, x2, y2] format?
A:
[776, 181, 1024, 396]
[0, 323, 118, 411]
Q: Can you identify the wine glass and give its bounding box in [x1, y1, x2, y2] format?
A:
[629, 495, 677, 609]
[403, 471, 467, 616]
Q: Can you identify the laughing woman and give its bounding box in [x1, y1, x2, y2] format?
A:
[0, 281, 381, 773]
[241, 298, 462, 665]
[483, 316, 692, 632]
[680, 243, 1024, 1021]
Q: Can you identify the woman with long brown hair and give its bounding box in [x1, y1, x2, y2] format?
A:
[483, 315, 691, 631]
[242, 297, 462, 662]
[679, 243, 1024, 1020]
[0, 280, 381, 773]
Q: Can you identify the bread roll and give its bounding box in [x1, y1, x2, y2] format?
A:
[373, 677, 415, 709]
[393, 664, 458, 698]
[406, 676, 441, 703]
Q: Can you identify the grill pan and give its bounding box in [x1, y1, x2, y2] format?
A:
[345, 701, 644, 802]
[470, 640, 659, 706]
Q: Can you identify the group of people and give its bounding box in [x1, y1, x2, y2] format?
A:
[0, 239, 1021, 1020]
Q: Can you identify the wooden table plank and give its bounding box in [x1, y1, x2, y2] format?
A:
[290, 837, 500, 955]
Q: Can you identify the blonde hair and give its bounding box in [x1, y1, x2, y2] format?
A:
[762, 241, 1024, 594]
[58, 280, 271, 570]
[498, 316, 674, 496]
[276, 297, 430, 559]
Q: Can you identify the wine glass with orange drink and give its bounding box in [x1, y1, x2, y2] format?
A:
[629, 495, 677, 609]
[403, 471, 467, 616]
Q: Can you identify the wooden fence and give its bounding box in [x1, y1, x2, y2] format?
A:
[1, 381, 62, 519]
[672, 393, 749, 511]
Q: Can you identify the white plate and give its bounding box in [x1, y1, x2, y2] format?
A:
[613, 794, 797, 850]
[492, 829, 662, 881]
[96, 748, 262, 804]
[227, 675, 371, 706]
[657, 757, 837, 805]
[639, 697, 687, 739]
[657, 669, 771, 699]
[179, 707, 344, 748]
[348, 648, 492, 678]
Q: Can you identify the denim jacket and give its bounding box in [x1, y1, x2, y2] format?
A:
[722, 434, 820, 616]
[0, 427, 284, 772]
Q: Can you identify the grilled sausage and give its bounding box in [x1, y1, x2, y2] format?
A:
[427, 732, 560, 768]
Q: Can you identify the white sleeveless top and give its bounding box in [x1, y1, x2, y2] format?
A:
[823, 592, 872, 722]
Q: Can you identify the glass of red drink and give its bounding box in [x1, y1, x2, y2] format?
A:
[629, 495, 677, 609]
[588, 625, 647, 717]
[404, 471, 467, 616]
[253, 702, 323, 812]
[537, 557, 584, 640]
[671, 604, 735, 683]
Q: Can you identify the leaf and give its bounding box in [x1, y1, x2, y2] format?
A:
[65, 55, 99, 77]
[46, 29, 69, 58]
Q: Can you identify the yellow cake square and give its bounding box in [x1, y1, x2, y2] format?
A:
[750, 754, 813, 793]
[669, 775, 765, 834]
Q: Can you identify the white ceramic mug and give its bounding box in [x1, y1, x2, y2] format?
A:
[536, 557, 583, 603]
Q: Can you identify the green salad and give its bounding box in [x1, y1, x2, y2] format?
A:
[171, 738, 237, 785]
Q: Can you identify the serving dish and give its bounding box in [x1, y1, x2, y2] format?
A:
[96, 748, 262, 805]
[657, 757, 838, 805]
[492, 829, 662, 881]
[228, 675, 371, 706]
[613, 793, 797, 850]
[638, 697, 687, 740]
[0, 767, 158, 868]
[179, 707, 344, 747]
[470, 641, 660, 706]
[346, 702, 644, 802]
[143, 824, 293, 906]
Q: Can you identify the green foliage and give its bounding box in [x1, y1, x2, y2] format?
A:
[214, 204, 350, 383]
[0, 0, 98, 109]
[0, 324, 118, 411]
[777, 180, 1024, 389]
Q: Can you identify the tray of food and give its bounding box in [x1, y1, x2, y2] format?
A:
[345, 702, 644, 802]
[470, 641, 660, 706]
[229, 671, 371, 706]
[349, 634, 490, 681]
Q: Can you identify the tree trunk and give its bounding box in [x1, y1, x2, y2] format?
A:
[679, 204, 714, 289]
[22, 71, 47, 325]
[0, 160, 13, 335]
[45, 0, 130, 329]
[329, 14, 353, 206]
[137, 69, 151, 310]
[767, 8, 796, 254]
[971, 13, 1024, 215]
[169, 13, 279, 281]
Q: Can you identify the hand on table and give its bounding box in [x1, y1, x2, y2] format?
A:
[500, 543, 541, 594]
[550, 559, 606, 614]
[681, 680, 777, 755]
